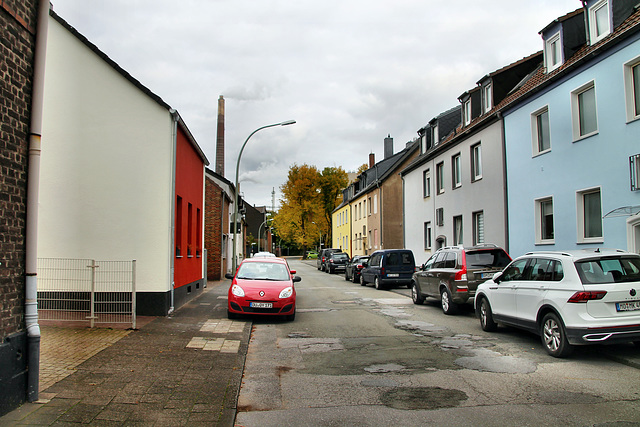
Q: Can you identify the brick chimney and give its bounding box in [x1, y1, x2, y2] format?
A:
[369, 152, 375, 168]
[215, 95, 225, 175]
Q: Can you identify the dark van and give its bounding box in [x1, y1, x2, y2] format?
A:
[360, 249, 415, 290]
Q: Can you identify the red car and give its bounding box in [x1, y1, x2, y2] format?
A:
[225, 257, 300, 321]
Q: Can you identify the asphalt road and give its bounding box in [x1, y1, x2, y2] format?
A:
[235, 259, 640, 426]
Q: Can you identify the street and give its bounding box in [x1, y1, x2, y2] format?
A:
[235, 258, 640, 426]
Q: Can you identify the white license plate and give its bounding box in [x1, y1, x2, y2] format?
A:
[250, 302, 273, 308]
[616, 301, 640, 312]
[387, 273, 399, 277]
[481, 272, 494, 279]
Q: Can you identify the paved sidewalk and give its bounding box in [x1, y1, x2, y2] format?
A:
[1, 280, 250, 426]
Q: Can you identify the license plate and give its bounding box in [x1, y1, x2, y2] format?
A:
[481, 272, 494, 279]
[250, 302, 273, 308]
[387, 273, 399, 277]
[616, 301, 640, 312]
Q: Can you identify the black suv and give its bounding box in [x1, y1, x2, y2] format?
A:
[411, 244, 511, 314]
[326, 252, 349, 274]
[360, 249, 416, 289]
[317, 248, 342, 272]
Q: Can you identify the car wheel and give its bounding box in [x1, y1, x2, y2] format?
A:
[360, 274, 367, 286]
[285, 309, 296, 322]
[440, 287, 458, 315]
[374, 276, 384, 290]
[479, 298, 497, 332]
[328, 267, 334, 274]
[344, 270, 350, 281]
[411, 282, 425, 305]
[227, 310, 237, 320]
[541, 312, 573, 358]
[352, 273, 359, 284]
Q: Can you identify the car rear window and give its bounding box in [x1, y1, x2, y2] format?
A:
[575, 256, 640, 284]
[334, 253, 349, 260]
[465, 249, 511, 268]
[387, 252, 414, 266]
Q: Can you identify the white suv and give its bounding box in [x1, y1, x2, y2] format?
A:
[475, 249, 640, 357]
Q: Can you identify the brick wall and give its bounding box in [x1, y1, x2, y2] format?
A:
[205, 178, 223, 280]
[0, 0, 38, 340]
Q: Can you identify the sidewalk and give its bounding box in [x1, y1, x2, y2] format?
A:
[1, 279, 250, 426]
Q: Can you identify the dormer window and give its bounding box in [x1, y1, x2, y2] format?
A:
[483, 84, 492, 113]
[589, 0, 610, 44]
[431, 124, 438, 145]
[463, 99, 471, 126]
[545, 32, 562, 72]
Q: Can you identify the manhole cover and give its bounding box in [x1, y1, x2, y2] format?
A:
[381, 387, 467, 410]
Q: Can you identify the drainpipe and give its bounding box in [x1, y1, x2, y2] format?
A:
[25, 0, 50, 402]
[498, 111, 509, 254]
[168, 109, 178, 315]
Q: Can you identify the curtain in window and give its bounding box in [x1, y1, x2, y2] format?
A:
[474, 212, 484, 245]
[584, 191, 602, 238]
[454, 216, 463, 245]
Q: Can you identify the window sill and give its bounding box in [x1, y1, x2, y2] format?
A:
[176, 255, 183, 259]
[532, 149, 551, 158]
[535, 240, 555, 246]
[572, 130, 598, 143]
[471, 176, 482, 183]
[577, 238, 604, 245]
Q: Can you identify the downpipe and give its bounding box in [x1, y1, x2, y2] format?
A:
[25, 0, 51, 402]
[168, 109, 179, 315]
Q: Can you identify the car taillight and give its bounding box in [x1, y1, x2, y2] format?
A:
[381, 267, 385, 276]
[455, 252, 467, 281]
[567, 291, 607, 303]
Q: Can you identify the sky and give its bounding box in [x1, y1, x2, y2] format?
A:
[49, 0, 582, 209]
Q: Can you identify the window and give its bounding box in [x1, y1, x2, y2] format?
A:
[196, 208, 202, 257]
[531, 106, 551, 155]
[452, 154, 462, 189]
[368, 197, 372, 215]
[483, 84, 492, 113]
[423, 169, 431, 198]
[589, 0, 610, 44]
[176, 196, 183, 257]
[373, 194, 378, 214]
[571, 81, 598, 140]
[472, 211, 484, 245]
[471, 143, 482, 181]
[431, 124, 439, 146]
[436, 162, 445, 194]
[624, 56, 640, 122]
[577, 188, 603, 243]
[424, 222, 432, 250]
[436, 208, 444, 226]
[187, 203, 193, 256]
[545, 32, 562, 72]
[463, 99, 471, 126]
[453, 215, 463, 245]
[535, 197, 554, 244]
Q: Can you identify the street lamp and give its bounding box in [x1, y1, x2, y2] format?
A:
[257, 219, 268, 253]
[232, 120, 296, 271]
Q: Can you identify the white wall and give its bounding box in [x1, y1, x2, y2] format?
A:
[39, 16, 174, 292]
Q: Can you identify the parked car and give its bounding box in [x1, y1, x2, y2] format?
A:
[225, 257, 300, 321]
[306, 250, 318, 259]
[412, 244, 511, 315]
[326, 252, 349, 274]
[317, 248, 342, 272]
[474, 249, 640, 357]
[360, 249, 415, 289]
[345, 255, 369, 283]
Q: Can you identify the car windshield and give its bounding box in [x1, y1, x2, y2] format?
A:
[236, 262, 290, 281]
[575, 256, 640, 284]
[466, 249, 511, 268]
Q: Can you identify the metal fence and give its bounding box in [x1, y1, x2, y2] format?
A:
[37, 258, 137, 329]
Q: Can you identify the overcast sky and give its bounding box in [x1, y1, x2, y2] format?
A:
[49, 0, 581, 208]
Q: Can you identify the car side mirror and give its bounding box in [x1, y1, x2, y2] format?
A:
[293, 276, 302, 283]
[225, 273, 235, 280]
[492, 272, 503, 284]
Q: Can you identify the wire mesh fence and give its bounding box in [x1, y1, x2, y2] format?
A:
[37, 258, 137, 329]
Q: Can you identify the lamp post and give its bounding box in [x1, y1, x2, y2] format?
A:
[312, 221, 323, 252]
[232, 120, 295, 271]
[257, 219, 268, 253]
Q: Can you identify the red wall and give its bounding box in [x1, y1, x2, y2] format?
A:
[174, 126, 204, 288]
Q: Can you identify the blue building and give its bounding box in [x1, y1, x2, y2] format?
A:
[502, 1, 640, 257]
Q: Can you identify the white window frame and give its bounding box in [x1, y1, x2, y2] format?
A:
[623, 54, 640, 123]
[571, 81, 598, 141]
[453, 215, 463, 245]
[576, 187, 604, 244]
[535, 196, 555, 245]
[472, 211, 484, 245]
[545, 31, 562, 72]
[483, 84, 492, 113]
[531, 105, 551, 156]
[424, 221, 432, 250]
[589, 0, 610, 45]
[431, 124, 439, 146]
[436, 162, 445, 195]
[463, 99, 471, 126]
[452, 153, 462, 189]
[423, 169, 431, 198]
[471, 143, 482, 182]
